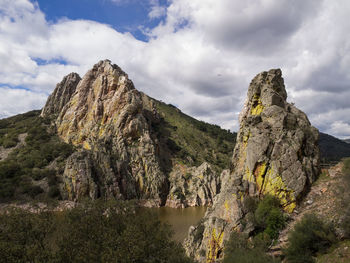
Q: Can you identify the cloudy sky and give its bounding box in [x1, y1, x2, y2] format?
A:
[0, 0, 350, 139]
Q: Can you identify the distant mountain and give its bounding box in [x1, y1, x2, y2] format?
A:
[319, 132, 350, 163]
[344, 139, 350, 144]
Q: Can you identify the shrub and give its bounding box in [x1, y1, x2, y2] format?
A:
[223, 232, 280, 263]
[284, 213, 337, 263]
[48, 185, 61, 199]
[0, 200, 194, 263]
[253, 195, 286, 240]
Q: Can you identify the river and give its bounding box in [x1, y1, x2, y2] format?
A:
[144, 206, 207, 243]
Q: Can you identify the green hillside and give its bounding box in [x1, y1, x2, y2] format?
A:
[153, 100, 236, 171]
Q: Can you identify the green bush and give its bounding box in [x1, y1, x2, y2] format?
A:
[0, 200, 194, 263]
[2, 137, 18, 148]
[0, 111, 74, 201]
[223, 232, 280, 263]
[48, 185, 61, 199]
[284, 213, 337, 263]
[251, 195, 286, 240]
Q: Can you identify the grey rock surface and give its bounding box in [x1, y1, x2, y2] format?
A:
[184, 69, 320, 262]
[41, 72, 81, 118]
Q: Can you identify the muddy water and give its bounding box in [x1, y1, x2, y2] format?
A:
[146, 206, 207, 243]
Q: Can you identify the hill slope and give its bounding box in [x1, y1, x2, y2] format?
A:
[319, 132, 350, 163]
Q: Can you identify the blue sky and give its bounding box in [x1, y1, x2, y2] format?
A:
[35, 0, 168, 41]
[1, 0, 350, 139]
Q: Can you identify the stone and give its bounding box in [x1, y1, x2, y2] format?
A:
[41, 72, 81, 118]
[54, 60, 168, 204]
[166, 162, 221, 208]
[185, 69, 320, 262]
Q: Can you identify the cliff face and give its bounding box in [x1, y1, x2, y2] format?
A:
[42, 60, 229, 206]
[50, 60, 167, 204]
[185, 69, 320, 262]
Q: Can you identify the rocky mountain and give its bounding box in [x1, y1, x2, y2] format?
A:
[0, 60, 236, 205]
[345, 139, 350, 144]
[184, 69, 320, 262]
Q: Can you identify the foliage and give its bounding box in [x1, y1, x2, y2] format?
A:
[153, 101, 236, 171]
[0, 200, 194, 263]
[254, 195, 286, 240]
[223, 232, 280, 263]
[340, 157, 350, 238]
[0, 111, 74, 201]
[243, 195, 286, 241]
[342, 157, 350, 176]
[284, 213, 337, 263]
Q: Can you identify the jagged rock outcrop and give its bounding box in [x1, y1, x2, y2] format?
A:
[166, 162, 222, 208]
[45, 60, 168, 204]
[185, 69, 320, 262]
[40, 59, 231, 206]
[41, 73, 81, 117]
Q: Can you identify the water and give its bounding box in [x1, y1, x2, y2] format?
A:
[143, 206, 207, 243]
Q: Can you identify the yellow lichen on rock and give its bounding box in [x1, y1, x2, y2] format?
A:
[254, 162, 268, 192]
[251, 94, 264, 115]
[83, 141, 91, 150]
[243, 166, 254, 183]
[207, 228, 224, 263]
[224, 200, 229, 213]
[261, 166, 296, 213]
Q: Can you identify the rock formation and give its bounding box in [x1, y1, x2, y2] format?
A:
[41, 73, 81, 117]
[184, 69, 320, 262]
[50, 60, 167, 204]
[166, 162, 222, 208]
[42, 60, 221, 207]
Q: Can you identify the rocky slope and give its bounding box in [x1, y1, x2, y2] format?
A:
[184, 69, 320, 262]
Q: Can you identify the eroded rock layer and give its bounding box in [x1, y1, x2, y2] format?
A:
[185, 69, 320, 262]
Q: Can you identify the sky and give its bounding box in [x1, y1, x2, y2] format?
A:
[0, 0, 350, 139]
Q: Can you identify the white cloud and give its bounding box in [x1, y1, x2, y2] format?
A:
[0, 86, 47, 116]
[0, 0, 350, 140]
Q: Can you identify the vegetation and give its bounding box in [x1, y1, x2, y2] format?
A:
[0, 200, 194, 263]
[316, 240, 350, 263]
[284, 214, 337, 263]
[340, 157, 350, 238]
[222, 195, 285, 262]
[154, 101, 236, 171]
[0, 111, 74, 202]
[223, 232, 280, 263]
[242, 195, 286, 241]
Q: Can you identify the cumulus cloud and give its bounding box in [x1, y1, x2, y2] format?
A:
[0, 0, 350, 139]
[0, 86, 47, 117]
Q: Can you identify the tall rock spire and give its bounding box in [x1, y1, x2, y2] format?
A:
[185, 69, 320, 262]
